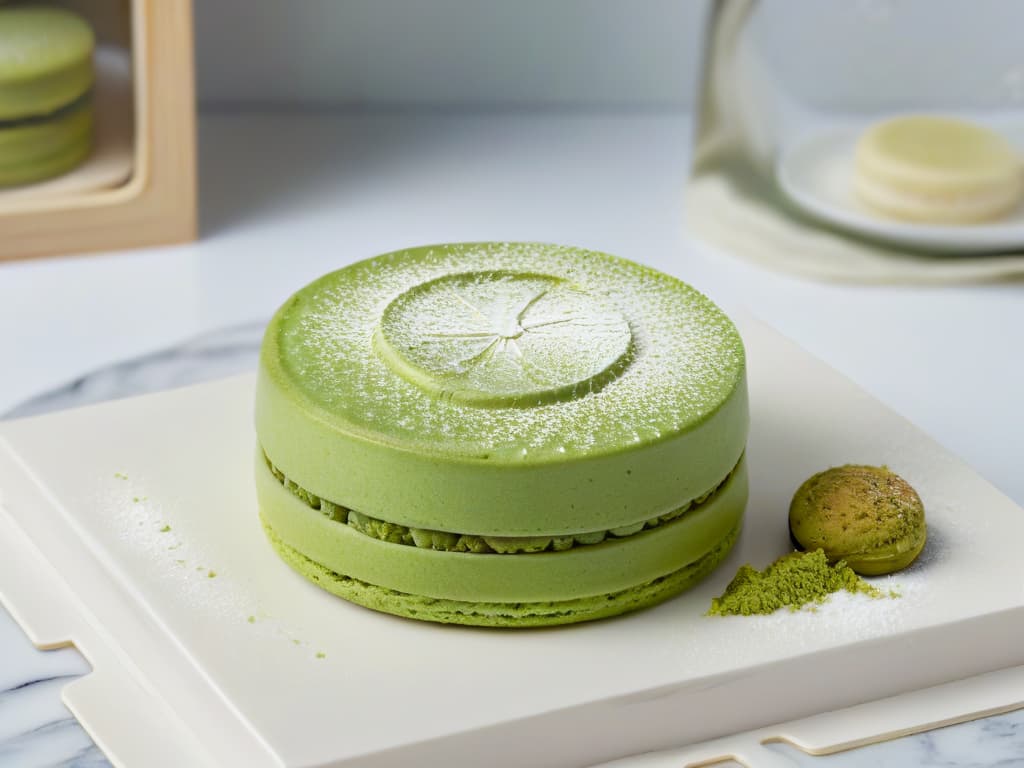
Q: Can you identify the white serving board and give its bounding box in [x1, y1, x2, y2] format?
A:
[0, 317, 1022, 768]
[594, 665, 1024, 767]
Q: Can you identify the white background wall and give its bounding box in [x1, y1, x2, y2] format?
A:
[195, 1, 1024, 113]
[194, 0, 710, 109]
[749, 0, 1024, 111]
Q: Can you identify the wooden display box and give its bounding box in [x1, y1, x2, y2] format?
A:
[0, 0, 196, 262]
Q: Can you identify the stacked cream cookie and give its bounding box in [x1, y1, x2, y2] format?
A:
[854, 116, 1024, 224]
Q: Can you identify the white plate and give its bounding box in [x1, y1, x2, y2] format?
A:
[776, 124, 1024, 253]
[0, 316, 1022, 767]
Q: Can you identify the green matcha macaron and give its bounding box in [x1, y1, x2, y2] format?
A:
[789, 465, 926, 576]
[0, 6, 95, 186]
[255, 243, 749, 627]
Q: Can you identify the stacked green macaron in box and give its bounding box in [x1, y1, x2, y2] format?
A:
[0, 6, 95, 186]
[255, 243, 749, 627]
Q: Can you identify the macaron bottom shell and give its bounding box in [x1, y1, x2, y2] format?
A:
[0, 97, 92, 186]
[262, 517, 741, 628]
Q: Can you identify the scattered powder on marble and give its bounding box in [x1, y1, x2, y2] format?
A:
[275, 243, 745, 459]
[268, 452, 735, 553]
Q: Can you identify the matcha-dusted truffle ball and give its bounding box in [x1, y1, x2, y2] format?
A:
[789, 465, 925, 576]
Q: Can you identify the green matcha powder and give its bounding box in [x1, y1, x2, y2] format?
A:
[708, 550, 889, 616]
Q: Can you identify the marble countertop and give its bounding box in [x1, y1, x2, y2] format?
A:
[1, 111, 1022, 767]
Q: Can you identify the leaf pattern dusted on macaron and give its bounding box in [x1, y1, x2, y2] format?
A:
[376, 271, 633, 407]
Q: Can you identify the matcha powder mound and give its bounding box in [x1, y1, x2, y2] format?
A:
[708, 549, 888, 616]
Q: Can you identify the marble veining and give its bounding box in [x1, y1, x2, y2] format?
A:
[0, 608, 102, 768]
[1, 327, 1023, 767]
[5, 323, 264, 420]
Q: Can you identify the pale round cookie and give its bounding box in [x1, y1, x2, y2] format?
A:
[853, 115, 1024, 224]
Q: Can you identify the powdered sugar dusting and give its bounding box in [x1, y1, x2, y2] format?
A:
[273, 243, 744, 460]
[377, 270, 633, 406]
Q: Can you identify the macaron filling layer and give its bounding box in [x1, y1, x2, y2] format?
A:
[262, 449, 741, 554]
[0, 90, 91, 129]
[257, 453, 747, 603]
[0, 96, 92, 186]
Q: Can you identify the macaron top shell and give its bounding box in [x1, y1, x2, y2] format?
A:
[262, 242, 744, 463]
[0, 7, 95, 120]
[256, 243, 748, 535]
